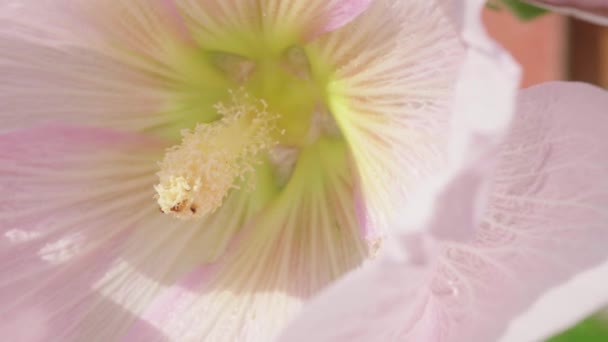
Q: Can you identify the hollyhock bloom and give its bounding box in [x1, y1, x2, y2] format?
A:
[1, 1, 607, 342]
[280, 1, 608, 342]
[0, 0, 464, 341]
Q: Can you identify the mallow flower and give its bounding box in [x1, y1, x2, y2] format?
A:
[0, 1, 607, 342]
[0, 0, 463, 340]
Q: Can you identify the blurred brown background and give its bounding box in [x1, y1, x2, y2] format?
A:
[484, 8, 608, 88]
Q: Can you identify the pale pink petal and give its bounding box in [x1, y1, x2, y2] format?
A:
[530, 0, 608, 26]
[128, 141, 368, 341]
[424, 82, 608, 341]
[279, 81, 608, 341]
[500, 261, 608, 341]
[1, 124, 296, 340]
[313, 0, 465, 240]
[275, 166, 489, 341]
[276, 162, 517, 341]
[387, 0, 521, 242]
[277, 235, 438, 342]
[0, 2, 187, 135]
[0, 125, 179, 340]
[276, 137, 516, 340]
[476, 82, 608, 341]
[279, 0, 524, 337]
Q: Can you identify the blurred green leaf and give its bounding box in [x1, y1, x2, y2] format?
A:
[547, 316, 608, 342]
[487, 0, 549, 20]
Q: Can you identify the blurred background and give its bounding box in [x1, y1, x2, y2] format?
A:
[485, 5, 608, 88]
[484, 5, 608, 341]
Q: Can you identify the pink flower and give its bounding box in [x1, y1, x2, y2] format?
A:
[0, 1, 607, 342]
[0, 1, 459, 340]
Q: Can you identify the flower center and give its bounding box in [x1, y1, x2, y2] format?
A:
[155, 43, 340, 219]
[155, 92, 279, 218]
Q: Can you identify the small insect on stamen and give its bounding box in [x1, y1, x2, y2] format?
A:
[170, 200, 188, 213]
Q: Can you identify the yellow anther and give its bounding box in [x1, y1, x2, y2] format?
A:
[155, 92, 278, 219]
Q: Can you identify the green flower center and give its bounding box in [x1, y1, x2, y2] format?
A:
[153, 34, 346, 218]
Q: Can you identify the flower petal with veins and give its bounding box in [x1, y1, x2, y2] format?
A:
[317, 0, 463, 240]
[129, 140, 368, 341]
[279, 1, 608, 341]
[0, 125, 169, 340]
[279, 81, 608, 342]
[493, 82, 608, 341]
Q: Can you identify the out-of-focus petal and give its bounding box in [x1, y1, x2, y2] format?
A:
[128, 140, 368, 341]
[480, 82, 608, 341]
[530, 0, 608, 26]
[428, 82, 608, 341]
